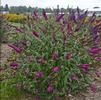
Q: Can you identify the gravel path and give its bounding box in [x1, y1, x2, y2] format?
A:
[0, 44, 12, 65]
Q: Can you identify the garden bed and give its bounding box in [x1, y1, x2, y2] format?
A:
[0, 9, 101, 100]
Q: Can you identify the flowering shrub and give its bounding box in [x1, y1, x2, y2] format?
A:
[0, 14, 26, 23]
[7, 9, 101, 99]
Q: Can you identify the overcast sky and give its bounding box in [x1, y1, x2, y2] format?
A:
[1, 0, 101, 11]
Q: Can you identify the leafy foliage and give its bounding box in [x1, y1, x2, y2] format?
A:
[3, 9, 101, 99]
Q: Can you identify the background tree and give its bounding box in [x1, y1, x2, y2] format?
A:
[5, 4, 9, 11]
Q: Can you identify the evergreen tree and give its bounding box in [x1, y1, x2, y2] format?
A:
[5, 4, 9, 11]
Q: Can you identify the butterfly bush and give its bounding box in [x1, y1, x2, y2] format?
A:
[8, 8, 101, 98]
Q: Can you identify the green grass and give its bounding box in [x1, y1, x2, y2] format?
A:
[0, 69, 28, 100]
[0, 80, 26, 100]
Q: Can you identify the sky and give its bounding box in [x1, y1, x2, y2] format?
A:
[1, 0, 101, 11]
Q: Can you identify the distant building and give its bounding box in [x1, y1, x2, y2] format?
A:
[0, 11, 9, 14]
[88, 11, 101, 16]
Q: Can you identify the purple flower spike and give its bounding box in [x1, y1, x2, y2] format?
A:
[71, 13, 76, 23]
[0, 68, 4, 72]
[8, 44, 22, 53]
[90, 84, 97, 93]
[42, 9, 48, 20]
[79, 14, 85, 20]
[95, 71, 100, 77]
[94, 23, 101, 29]
[56, 14, 64, 22]
[61, 24, 65, 33]
[47, 85, 54, 93]
[52, 66, 60, 72]
[79, 10, 87, 20]
[92, 28, 98, 41]
[89, 47, 101, 55]
[92, 12, 96, 17]
[82, 64, 89, 70]
[78, 64, 90, 72]
[10, 62, 18, 69]
[65, 53, 72, 60]
[32, 30, 40, 38]
[90, 17, 96, 23]
[89, 12, 96, 23]
[21, 41, 27, 46]
[35, 71, 44, 78]
[67, 23, 72, 34]
[95, 57, 101, 61]
[33, 11, 39, 19]
[16, 28, 23, 33]
[52, 52, 59, 60]
[36, 57, 45, 64]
